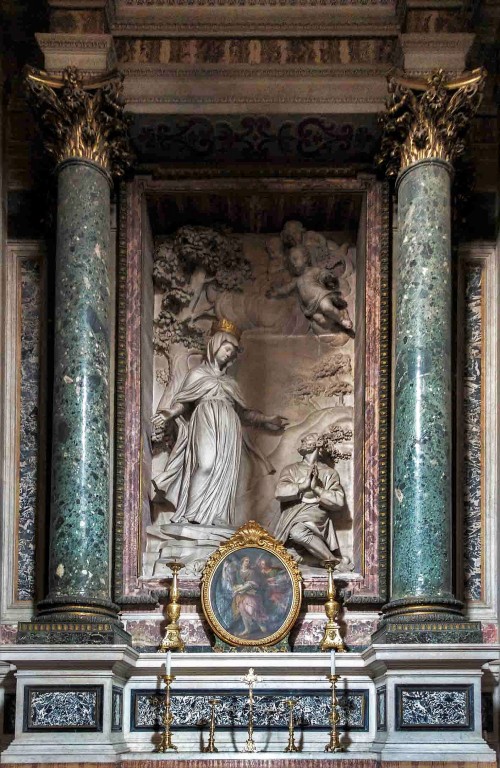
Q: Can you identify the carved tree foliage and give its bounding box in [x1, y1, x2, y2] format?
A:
[153, 225, 252, 369]
[317, 424, 353, 465]
[287, 352, 353, 406]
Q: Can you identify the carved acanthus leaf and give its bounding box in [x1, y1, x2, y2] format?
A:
[378, 68, 486, 178]
[25, 66, 132, 176]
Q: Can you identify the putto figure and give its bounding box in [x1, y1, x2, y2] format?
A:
[274, 432, 345, 563]
[266, 220, 353, 336]
[152, 318, 288, 527]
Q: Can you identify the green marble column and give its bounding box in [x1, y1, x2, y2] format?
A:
[375, 69, 485, 643]
[19, 67, 131, 643]
[39, 158, 116, 619]
[389, 158, 460, 618]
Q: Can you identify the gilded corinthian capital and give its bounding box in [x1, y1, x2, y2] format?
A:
[378, 68, 486, 178]
[25, 66, 132, 176]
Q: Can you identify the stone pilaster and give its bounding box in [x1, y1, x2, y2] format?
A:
[375, 68, 486, 643]
[18, 67, 131, 643]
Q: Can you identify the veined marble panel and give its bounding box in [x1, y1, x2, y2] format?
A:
[461, 261, 484, 603]
[1, 242, 46, 623]
[376, 687, 386, 731]
[24, 686, 103, 732]
[395, 685, 473, 730]
[17, 256, 43, 602]
[112, 686, 124, 732]
[131, 689, 368, 730]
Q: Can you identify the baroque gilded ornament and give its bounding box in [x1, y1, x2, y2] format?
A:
[25, 66, 132, 176]
[201, 521, 303, 648]
[378, 68, 486, 178]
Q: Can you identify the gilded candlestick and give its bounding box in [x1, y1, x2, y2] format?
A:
[320, 559, 345, 652]
[157, 673, 177, 752]
[159, 562, 185, 652]
[325, 673, 344, 753]
[284, 699, 299, 753]
[202, 698, 220, 753]
[241, 668, 261, 753]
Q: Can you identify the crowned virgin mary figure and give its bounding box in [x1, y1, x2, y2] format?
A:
[152, 318, 288, 527]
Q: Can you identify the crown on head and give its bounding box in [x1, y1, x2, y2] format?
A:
[210, 317, 242, 342]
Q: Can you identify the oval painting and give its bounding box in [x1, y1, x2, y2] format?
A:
[206, 546, 299, 646]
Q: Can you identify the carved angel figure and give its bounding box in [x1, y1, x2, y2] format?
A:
[266, 221, 354, 336]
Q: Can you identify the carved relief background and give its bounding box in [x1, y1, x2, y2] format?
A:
[144, 205, 360, 581]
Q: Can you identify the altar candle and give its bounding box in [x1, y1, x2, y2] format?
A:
[166, 649, 172, 677]
[330, 649, 336, 676]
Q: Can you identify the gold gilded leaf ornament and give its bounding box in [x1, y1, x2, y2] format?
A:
[25, 66, 133, 177]
[378, 68, 486, 178]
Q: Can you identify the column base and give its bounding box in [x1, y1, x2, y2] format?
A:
[373, 595, 482, 643]
[373, 618, 483, 644]
[17, 596, 131, 645]
[17, 620, 131, 645]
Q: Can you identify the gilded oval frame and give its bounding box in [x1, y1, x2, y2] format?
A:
[201, 521, 303, 648]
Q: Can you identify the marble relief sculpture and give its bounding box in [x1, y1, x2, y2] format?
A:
[152, 319, 288, 527]
[146, 220, 355, 579]
[274, 433, 345, 563]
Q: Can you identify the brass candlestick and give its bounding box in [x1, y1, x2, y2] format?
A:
[157, 673, 177, 752]
[241, 668, 261, 753]
[202, 698, 220, 753]
[284, 699, 299, 753]
[320, 560, 345, 652]
[159, 562, 185, 652]
[325, 673, 344, 753]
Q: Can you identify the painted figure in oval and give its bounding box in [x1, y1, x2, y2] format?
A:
[152, 318, 288, 527]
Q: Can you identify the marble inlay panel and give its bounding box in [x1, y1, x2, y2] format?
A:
[376, 687, 386, 731]
[395, 685, 473, 730]
[112, 686, 123, 732]
[17, 256, 43, 602]
[461, 262, 484, 602]
[132, 690, 368, 731]
[24, 686, 103, 731]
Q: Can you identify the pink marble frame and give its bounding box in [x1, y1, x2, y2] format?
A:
[115, 174, 389, 604]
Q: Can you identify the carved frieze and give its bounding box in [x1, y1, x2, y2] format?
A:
[115, 37, 397, 66]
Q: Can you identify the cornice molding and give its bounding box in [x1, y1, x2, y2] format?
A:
[36, 33, 117, 73]
[112, 0, 402, 37]
[122, 69, 388, 113]
[401, 32, 475, 72]
[49, 0, 109, 6]
[118, 0, 396, 6]
[111, 19, 401, 35]
[120, 62, 392, 78]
